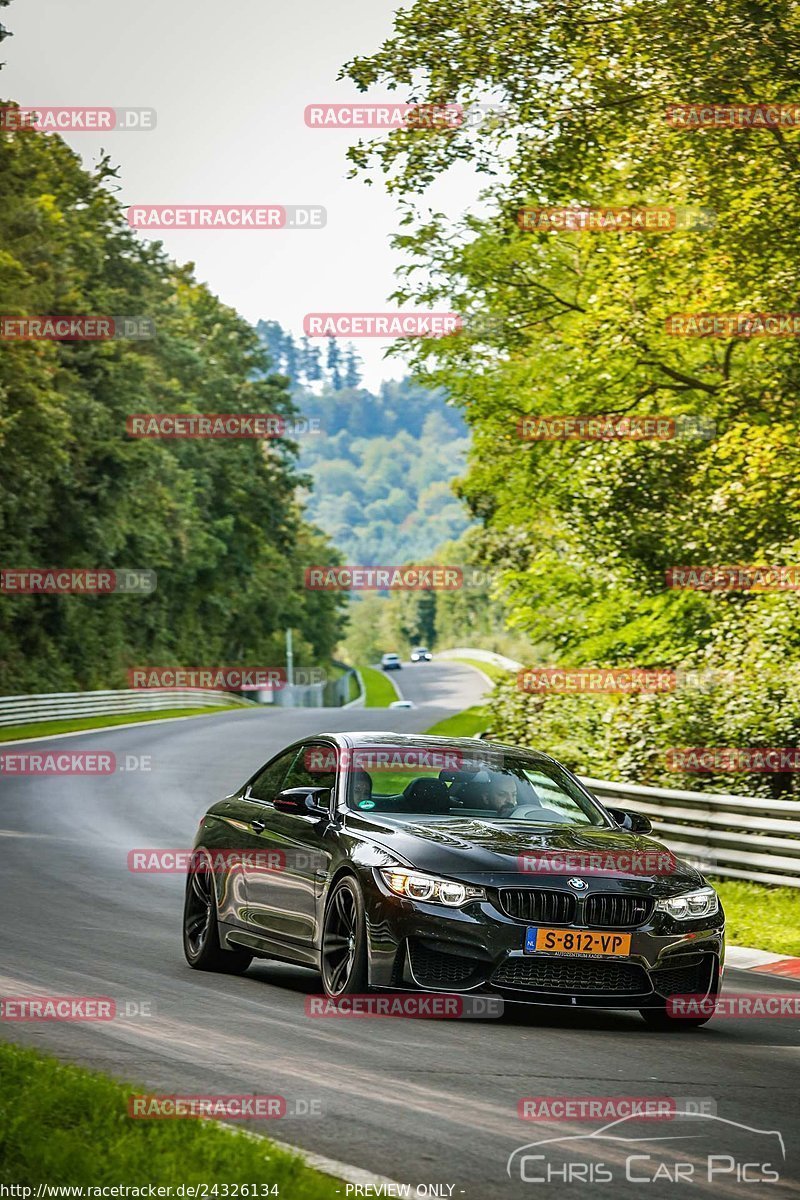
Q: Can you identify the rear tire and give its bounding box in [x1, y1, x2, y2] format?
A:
[320, 876, 368, 997]
[183, 851, 252, 975]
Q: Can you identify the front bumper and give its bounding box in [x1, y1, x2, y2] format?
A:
[364, 877, 724, 1009]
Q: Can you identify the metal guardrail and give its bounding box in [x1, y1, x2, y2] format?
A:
[581, 775, 800, 888]
[3, 680, 797, 887]
[0, 688, 255, 727]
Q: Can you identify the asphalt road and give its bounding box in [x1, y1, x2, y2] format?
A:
[1, 661, 798, 1198]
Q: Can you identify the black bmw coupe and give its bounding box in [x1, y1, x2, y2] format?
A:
[183, 732, 724, 1028]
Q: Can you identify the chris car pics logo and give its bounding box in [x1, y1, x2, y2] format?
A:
[507, 1112, 785, 1185]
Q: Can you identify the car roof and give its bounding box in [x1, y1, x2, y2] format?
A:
[302, 730, 558, 765]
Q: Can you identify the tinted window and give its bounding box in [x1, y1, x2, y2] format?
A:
[344, 749, 606, 827]
[282, 742, 337, 799]
[248, 750, 296, 803]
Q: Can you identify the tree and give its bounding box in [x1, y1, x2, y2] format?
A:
[326, 336, 343, 389]
[340, 0, 800, 795]
[299, 334, 323, 382]
[344, 344, 362, 388]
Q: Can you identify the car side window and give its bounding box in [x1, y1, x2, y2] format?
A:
[248, 750, 297, 804]
[282, 742, 338, 800]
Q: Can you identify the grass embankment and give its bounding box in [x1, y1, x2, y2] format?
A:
[0, 1043, 340, 1195]
[360, 665, 400, 707]
[712, 881, 800, 957]
[0, 705, 256, 744]
[425, 706, 489, 738]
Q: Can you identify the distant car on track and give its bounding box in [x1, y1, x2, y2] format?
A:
[183, 732, 724, 1026]
[380, 652, 402, 670]
[410, 646, 432, 662]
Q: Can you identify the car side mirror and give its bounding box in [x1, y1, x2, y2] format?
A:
[607, 807, 653, 834]
[274, 786, 331, 817]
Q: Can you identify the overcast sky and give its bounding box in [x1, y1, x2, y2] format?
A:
[3, 0, 480, 387]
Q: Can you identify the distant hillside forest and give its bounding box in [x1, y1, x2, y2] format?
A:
[256, 321, 471, 563]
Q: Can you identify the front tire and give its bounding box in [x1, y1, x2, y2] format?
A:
[321, 876, 368, 997]
[183, 851, 252, 975]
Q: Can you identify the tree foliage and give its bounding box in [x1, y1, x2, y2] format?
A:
[0, 114, 346, 692]
[342, 0, 800, 793]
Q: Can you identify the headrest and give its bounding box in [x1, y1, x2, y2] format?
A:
[401, 776, 451, 813]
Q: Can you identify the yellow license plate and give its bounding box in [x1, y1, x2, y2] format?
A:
[530, 927, 632, 956]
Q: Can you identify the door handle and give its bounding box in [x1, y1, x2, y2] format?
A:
[250, 819, 266, 833]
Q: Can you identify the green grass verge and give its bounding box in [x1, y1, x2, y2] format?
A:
[0, 704, 257, 743]
[443, 656, 513, 684]
[712, 880, 800, 957]
[360, 665, 400, 708]
[425, 705, 489, 738]
[0, 1042, 340, 1194]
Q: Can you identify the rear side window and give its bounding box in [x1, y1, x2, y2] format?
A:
[248, 750, 296, 803]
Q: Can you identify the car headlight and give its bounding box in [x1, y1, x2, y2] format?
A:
[378, 868, 485, 907]
[656, 886, 719, 920]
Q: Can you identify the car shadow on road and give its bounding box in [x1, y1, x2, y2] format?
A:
[228, 963, 793, 1043]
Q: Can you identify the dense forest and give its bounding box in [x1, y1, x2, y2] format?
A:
[0, 113, 346, 692]
[344, 0, 800, 796]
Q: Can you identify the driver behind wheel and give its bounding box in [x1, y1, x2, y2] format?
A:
[487, 772, 517, 817]
[351, 769, 373, 805]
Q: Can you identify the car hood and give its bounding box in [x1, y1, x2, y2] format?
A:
[349, 815, 703, 892]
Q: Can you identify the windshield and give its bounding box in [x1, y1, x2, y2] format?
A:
[345, 749, 606, 827]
